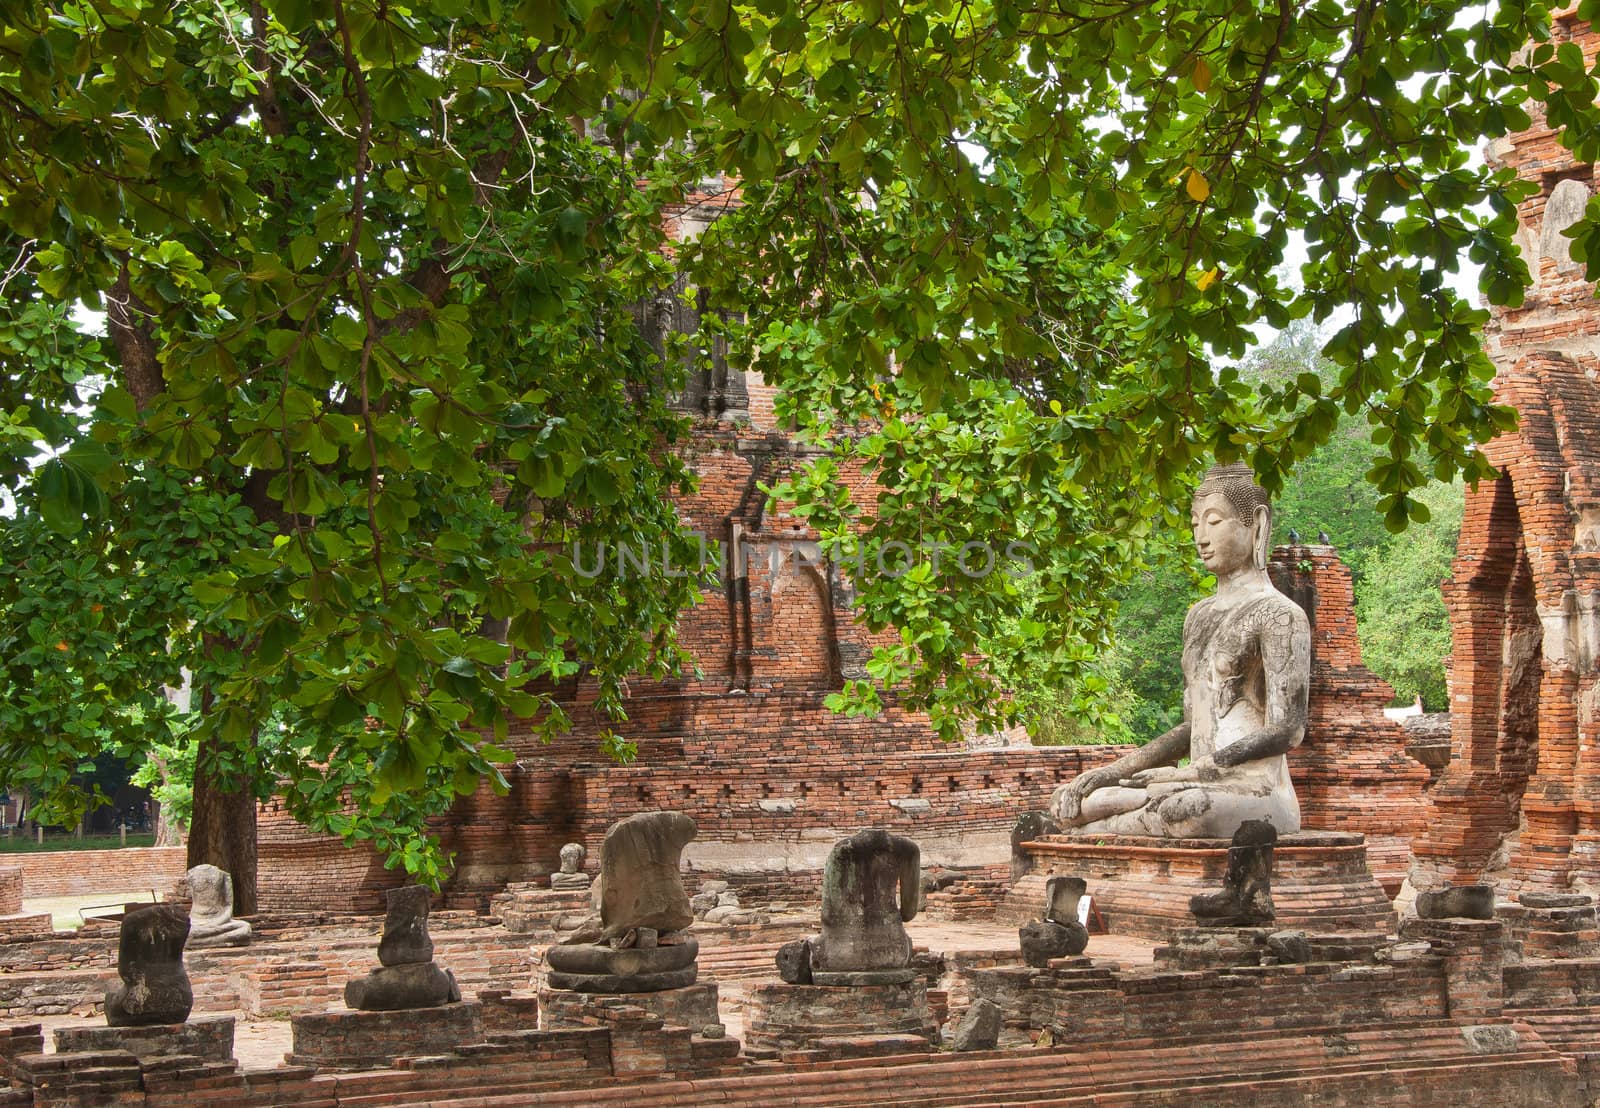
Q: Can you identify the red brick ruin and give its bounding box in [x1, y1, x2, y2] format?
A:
[1411, 7, 1600, 900]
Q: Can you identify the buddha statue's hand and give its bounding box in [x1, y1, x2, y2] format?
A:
[1128, 764, 1197, 787]
[1053, 767, 1120, 821]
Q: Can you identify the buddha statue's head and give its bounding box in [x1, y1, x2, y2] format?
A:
[1191, 463, 1272, 575]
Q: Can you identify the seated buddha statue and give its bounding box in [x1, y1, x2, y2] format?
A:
[1050, 463, 1311, 838]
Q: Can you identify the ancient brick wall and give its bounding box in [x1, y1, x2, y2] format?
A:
[4, 848, 185, 900]
[1410, 351, 1600, 897]
[1412, 11, 1600, 900]
[0, 869, 19, 917]
[1268, 545, 1432, 892]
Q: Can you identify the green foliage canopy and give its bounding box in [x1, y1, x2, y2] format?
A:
[0, 0, 1594, 876]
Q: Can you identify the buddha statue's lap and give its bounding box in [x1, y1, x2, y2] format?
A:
[1050, 464, 1311, 841]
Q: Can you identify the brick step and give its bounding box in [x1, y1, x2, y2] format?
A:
[1002, 1057, 1576, 1108]
[414, 1019, 1568, 1108]
[1509, 1006, 1600, 1054]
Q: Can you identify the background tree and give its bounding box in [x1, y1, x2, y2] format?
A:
[1354, 480, 1463, 710]
[0, 0, 1591, 895]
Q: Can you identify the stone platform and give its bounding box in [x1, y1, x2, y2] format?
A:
[540, 982, 722, 1033]
[53, 1014, 235, 1064]
[743, 978, 936, 1053]
[287, 1000, 483, 1071]
[1003, 831, 1395, 941]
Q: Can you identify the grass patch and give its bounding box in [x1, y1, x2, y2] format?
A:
[0, 831, 158, 853]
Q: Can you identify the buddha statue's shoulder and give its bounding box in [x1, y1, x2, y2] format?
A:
[1233, 586, 1310, 637]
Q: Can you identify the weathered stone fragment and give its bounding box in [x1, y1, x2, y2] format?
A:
[546, 966, 699, 993]
[1191, 819, 1277, 926]
[344, 962, 461, 1011]
[598, 811, 697, 937]
[1019, 919, 1087, 967]
[1417, 885, 1495, 920]
[1520, 892, 1592, 909]
[1044, 876, 1087, 925]
[546, 936, 697, 977]
[1011, 812, 1060, 880]
[811, 968, 918, 986]
[1266, 929, 1312, 964]
[951, 999, 1003, 1052]
[776, 938, 813, 984]
[105, 905, 193, 1027]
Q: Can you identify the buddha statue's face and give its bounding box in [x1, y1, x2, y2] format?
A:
[1191, 491, 1255, 575]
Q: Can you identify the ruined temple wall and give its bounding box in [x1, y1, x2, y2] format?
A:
[1485, 11, 1600, 372]
[5, 848, 187, 900]
[1412, 352, 1600, 897]
[1269, 545, 1431, 892]
[1411, 10, 1600, 898]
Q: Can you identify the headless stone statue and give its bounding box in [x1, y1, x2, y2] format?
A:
[781, 829, 920, 986]
[345, 886, 460, 1011]
[546, 811, 700, 993]
[1051, 464, 1311, 839]
[184, 864, 251, 948]
[106, 905, 193, 1027]
[551, 842, 591, 890]
[597, 810, 696, 938]
[1020, 876, 1089, 967]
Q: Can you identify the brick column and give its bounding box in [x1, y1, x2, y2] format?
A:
[1400, 917, 1505, 1021]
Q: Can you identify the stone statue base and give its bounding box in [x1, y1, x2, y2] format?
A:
[1499, 893, 1600, 961]
[288, 1001, 484, 1071]
[1153, 926, 1389, 970]
[54, 1015, 236, 1066]
[1001, 831, 1394, 941]
[538, 982, 722, 1034]
[743, 979, 935, 1054]
[344, 961, 461, 1010]
[812, 968, 916, 987]
[187, 921, 251, 949]
[544, 936, 699, 993]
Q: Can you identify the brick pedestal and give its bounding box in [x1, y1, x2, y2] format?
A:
[287, 1000, 484, 1071]
[1399, 917, 1506, 1020]
[743, 979, 935, 1053]
[1499, 895, 1600, 961]
[539, 982, 721, 1033]
[1005, 831, 1395, 941]
[53, 1014, 235, 1064]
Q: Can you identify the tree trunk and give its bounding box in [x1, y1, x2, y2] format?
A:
[151, 796, 185, 848]
[187, 732, 258, 915]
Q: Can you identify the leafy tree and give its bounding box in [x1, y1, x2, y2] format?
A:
[1, 0, 1593, 900]
[1355, 479, 1464, 710]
